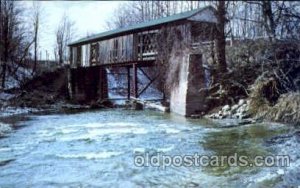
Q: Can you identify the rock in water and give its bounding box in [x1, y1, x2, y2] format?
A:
[132, 102, 143, 110]
[0, 159, 15, 167]
[190, 114, 201, 119]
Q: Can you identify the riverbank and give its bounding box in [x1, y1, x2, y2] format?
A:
[3, 42, 300, 126]
[194, 40, 300, 126]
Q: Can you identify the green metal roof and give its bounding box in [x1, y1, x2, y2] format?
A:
[69, 6, 214, 46]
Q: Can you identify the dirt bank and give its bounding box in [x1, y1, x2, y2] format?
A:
[6, 67, 69, 109]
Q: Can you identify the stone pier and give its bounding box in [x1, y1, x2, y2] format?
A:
[68, 66, 108, 103]
[170, 53, 207, 116]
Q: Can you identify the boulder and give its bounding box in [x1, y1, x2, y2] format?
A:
[223, 111, 232, 118]
[190, 114, 202, 119]
[237, 104, 248, 113]
[231, 104, 240, 113]
[238, 99, 246, 106]
[238, 119, 255, 125]
[132, 102, 143, 110]
[207, 99, 251, 120]
[222, 105, 231, 112]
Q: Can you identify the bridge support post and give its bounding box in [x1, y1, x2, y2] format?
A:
[98, 67, 108, 100]
[67, 66, 73, 100]
[133, 63, 138, 98]
[170, 53, 207, 116]
[127, 66, 131, 100]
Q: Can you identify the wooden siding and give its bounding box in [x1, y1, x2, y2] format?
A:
[99, 34, 134, 64]
[69, 21, 214, 67]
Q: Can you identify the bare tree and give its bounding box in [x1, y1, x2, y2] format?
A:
[226, 1, 300, 41]
[0, 0, 15, 88]
[55, 14, 75, 65]
[31, 1, 41, 74]
[106, 1, 204, 30]
[0, 0, 31, 88]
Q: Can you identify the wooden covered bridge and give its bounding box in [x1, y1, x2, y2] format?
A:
[68, 6, 218, 116]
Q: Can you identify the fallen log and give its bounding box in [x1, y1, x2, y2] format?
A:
[130, 97, 169, 112]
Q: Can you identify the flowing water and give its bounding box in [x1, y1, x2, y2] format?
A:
[0, 109, 299, 187]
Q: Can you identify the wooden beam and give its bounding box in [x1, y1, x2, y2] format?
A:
[138, 67, 152, 81]
[133, 63, 138, 98]
[99, 67, 108, 100]
[127, 66, 131, 100]
[133, 33, 138, 61]
[138, 75, 158, 97]
[70, 60, 155, 69]
[109, 98, 128, 100]
[99, 67, 104, 100]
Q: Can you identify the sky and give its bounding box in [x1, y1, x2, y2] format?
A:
[21, 1, 123, 60]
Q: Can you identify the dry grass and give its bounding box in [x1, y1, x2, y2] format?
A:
[249, 75, 300, 124]
[265, 92, 300, 124]
[248, 74, 273, 118]
[225, 40, 300, 124]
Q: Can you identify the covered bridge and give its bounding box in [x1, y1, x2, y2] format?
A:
[68, 6, 218, 116]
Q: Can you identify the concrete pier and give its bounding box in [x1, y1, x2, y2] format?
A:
[170, 53, 207, 116]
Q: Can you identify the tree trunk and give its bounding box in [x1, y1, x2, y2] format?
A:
[33, 34, 37, 74]
[215, 1, 227, 73]
[262, 1, 276, 41]
[1, 63, 6, 88]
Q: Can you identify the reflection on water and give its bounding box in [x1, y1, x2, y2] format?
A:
[202, 124, 288, 176]
[0, 109, 297, 187]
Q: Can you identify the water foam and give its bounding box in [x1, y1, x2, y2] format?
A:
[56, 151, 123, 160]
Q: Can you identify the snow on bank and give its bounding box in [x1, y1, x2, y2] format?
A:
[0, 123, 12, 137]
[0, 106, 38, 117]
[0, 92, 15, 101]
[1, 63, 33, 89]
[0, 106, 39, 137]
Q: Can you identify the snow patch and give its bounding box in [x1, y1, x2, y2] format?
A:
[0, 106, 38, 117]
[0, 93, 15, 101]
[0, 123, 12, 137]
[3, 63, 33, 89]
